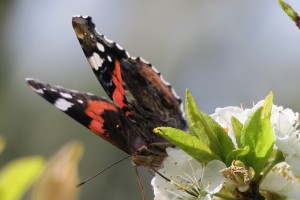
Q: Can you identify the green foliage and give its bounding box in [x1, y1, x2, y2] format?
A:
[231, 117, 243, 148]
[200, 111, 235, 161]
[155, 91, 275, 177]
[238, 92, 274, 176]
[185, 90, 210, 142]
[0, 156, 45, 200]
[154, 127, 220, 163]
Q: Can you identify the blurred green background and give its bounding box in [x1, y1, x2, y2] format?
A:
[1, 1, 300, 199]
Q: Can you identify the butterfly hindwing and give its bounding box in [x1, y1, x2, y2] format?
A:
[26, 78, 147, 154]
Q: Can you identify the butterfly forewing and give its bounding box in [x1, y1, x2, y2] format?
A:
[72, 16, 187, 140]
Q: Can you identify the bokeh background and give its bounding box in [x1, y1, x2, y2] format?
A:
[1, 1, 300, 199]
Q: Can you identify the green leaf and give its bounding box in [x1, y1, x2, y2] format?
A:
[154, 127, 220, 163]
[225, 146, 250, 166]
[185, 90, 234, 162]
[185, 90, 222, 158]
[231, 117, 243, 148]
[254, 115, 274, 175]
[185, 90, 210, 141]
[240, 107, 262, 154]
[262, 92, 273, 119]
[0, 156, 45, 200]
[201, 112, 235, 161]
[239, 93, 274, 176]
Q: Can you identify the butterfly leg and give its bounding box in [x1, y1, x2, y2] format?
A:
[134, 166, 146, 200]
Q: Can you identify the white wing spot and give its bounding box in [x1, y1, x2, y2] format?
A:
[60, 92, 73, 99]
[87, 92, 95, 96]
[36, 88, 44, 94]
[107, 55, 112, 62]
[50, 88, 57, 92]
[77, 99, 84, 104]
[54, 98, 74, 111]
[88, 52, 103, 70]
[97, 42, 105, 52]
[90, 34, 94, 39]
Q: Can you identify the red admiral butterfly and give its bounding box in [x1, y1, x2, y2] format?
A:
[27, 16, 186, 168]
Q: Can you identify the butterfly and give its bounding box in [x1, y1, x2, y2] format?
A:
[27, 16, 187, 169]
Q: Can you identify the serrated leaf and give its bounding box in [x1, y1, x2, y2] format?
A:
[255, 94, 274, 175]
[254, 119, 274, 175]
[239, 93, 274, 175]
[185, 90, 210, 141]
[240, 108, 262, 174]
[154, 127, 220, 163]
[231, 117, 243, 148]
[185, 90, 222, 157]
[0, 156, 45, 200]
[240, 107, 263, 150]
[185, 90, 234, 161]
[225, 146, 250, 166]
[201, 112, 235, 161]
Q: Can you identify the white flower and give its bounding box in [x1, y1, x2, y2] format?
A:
[151, 148, 226, 200]
[260, 162, 300, 200]
[270, 106, 300, 172]
[211, 101, 300, 172]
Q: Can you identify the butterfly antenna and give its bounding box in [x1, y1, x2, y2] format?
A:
[76, 155, 130, 187]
